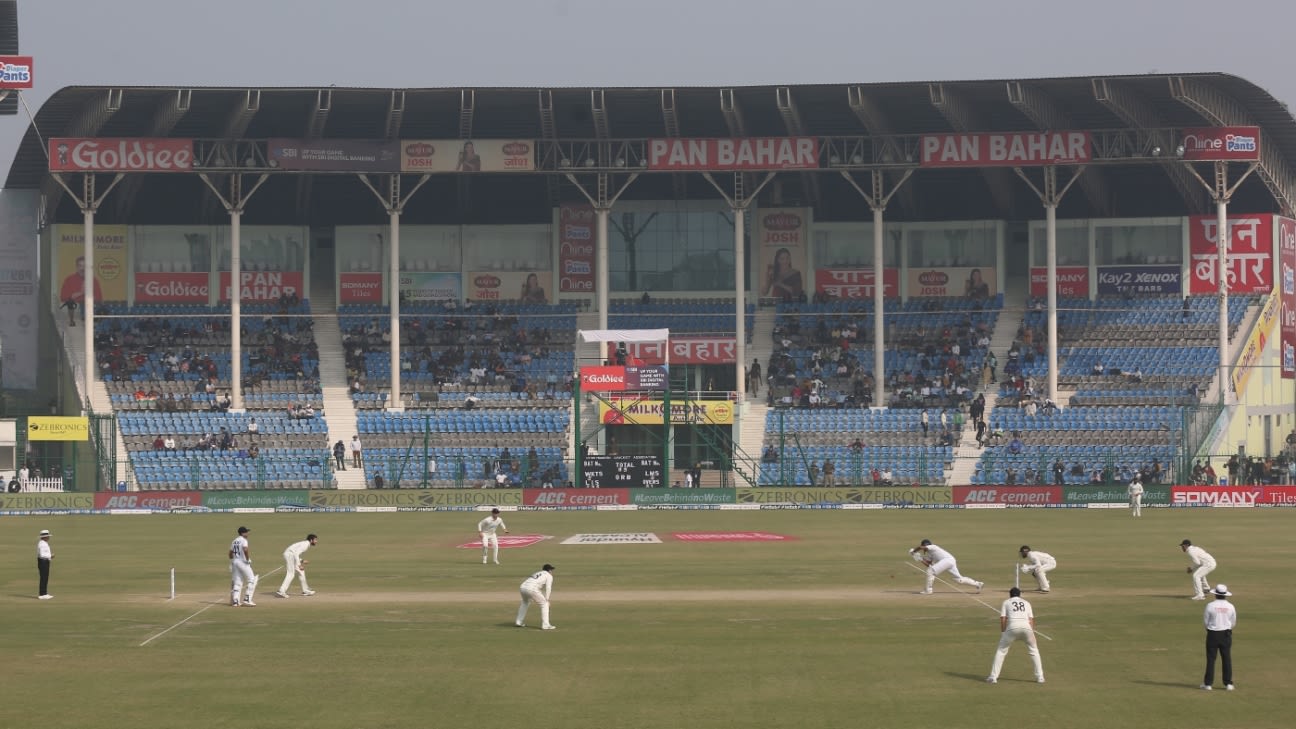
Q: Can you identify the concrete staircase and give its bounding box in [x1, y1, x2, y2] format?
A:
[574, 310, 604, 457]
[736, 306, 777, 485]
[946, 280, 1029, 485]
[58, 317, 131, 489]
[309, 285, 366, 490]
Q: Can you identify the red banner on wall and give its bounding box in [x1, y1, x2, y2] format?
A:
[523, 488, 630, 507]
[625, 337, 737, 365]
[94, 491, 203, 510]
[558, 204, 595, 293]
[1188, 214, 1274, 295]
[814, 268, 899, 299]
[1029, 266, 1089, 297]
[218, 271, 303, 302]
[1179, 127, 1261, 162]
[339, 272, 383, 303]
[49, 138, 194, 173]
[1170, 486, 1261, 506]
[647, 138, 819, 171]
[1280, 217, 1296, 379]
[135, 272, 209, 303]
[920, 132, 1091, 167]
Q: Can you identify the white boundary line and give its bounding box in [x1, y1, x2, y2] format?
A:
[904, 561, 1053, 641]
[140, 566, 283, 647]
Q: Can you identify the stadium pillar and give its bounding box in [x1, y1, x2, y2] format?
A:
[1179, 160, 1260, 406]
[701, 172, 775, 419]
[359, 174, 432, 411]
[50, 173, 125, 404]
[840, 169, 913, 408]
[564, 173, 638, 331]
[1013, 165, 1085, 406]
[199, 173, 270, 412]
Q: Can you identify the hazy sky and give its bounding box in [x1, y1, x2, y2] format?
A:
[4, 0, 1294, 172]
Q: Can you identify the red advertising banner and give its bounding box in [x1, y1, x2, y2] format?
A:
[135, 272, 209, 303]
[523, 488, 630, 507]
[1259, 486, 1296, 505]
[339, 272, 383, 303]
[813, 268, 899, 299]
[920, 132, 1091, 167]
[626, 337, 738, 365]
[1170, 486, 1260, 506]
[581, 366, 628, 391]
[218, 271, 303, 302]
[647, 138, 819, 171]
[1188, 214, 1274, 295]
[1029, 266, 1089, 297]
[0, 55, 34, 89]
[49, 138, 194, 173]
[1179, 127, 1261, 162]
[952, 486, 1063, 505]
[1280, 217, 1296, 379]
[558, 204, 595, 293]
[94, 491, 204, 510]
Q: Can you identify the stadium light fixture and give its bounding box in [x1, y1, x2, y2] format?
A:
[560, 158, 571, 168]
[851, 153, 864, 165]
[615, 157, 626, 167]
[1151, 146, 1162, 157]
[584, 158, 596, 167]
[1175, 145, 1185, 157]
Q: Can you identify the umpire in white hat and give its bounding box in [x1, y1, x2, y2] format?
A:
[37, 529, 53, 599]
[1201, 584, 1237, 691]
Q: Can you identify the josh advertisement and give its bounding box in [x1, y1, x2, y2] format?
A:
[1188, 214, 1274, 295]
[269, 138, 398, 172]
[757, 208, 810, 302]
[467, 270, 551, 303]
[399, 271, 462, 302]
[400, 139, 534, 173]
[908, 266, 996, 298]
[558, 204, 595, 293]
[735, 487, 952, 505]
[1279, 216, 1296, 379]
[55, 224, 129, 302]
[599, 398, 734, 426]
[1029, 266, 1089, 297]
[814, 267, 899, 299]
[1096, 264, 1182, 296]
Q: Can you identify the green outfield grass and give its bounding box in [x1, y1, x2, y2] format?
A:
[1, 507, 1291, 729]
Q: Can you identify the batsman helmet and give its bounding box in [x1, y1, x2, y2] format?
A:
[1019, 545, 1031, 554]
[920, 539, 932, 547]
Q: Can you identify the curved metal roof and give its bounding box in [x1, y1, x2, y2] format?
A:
[7, 72, 1294, 225]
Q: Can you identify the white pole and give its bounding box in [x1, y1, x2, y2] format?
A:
[1216, 171, 1230, 404]
[734, 205, 747, 409]
[873, 204, 885, 408]
[169, 567, 176, 600]
[1046, 201, 1059, 405]
[230, 209, 243, 411]
[389, 209, 402, 410]
[82, 207, 95, 401]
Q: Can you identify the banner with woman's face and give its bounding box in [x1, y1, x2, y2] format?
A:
[756, 208, 809, 301]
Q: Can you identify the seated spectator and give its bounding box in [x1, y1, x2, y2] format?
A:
[163, 436, 177, 452]
[373, 473, 385, 489]
[1092, 361, 1105, 376]
[849, 438, 865, 450]
[761, 445, 778, 463]
[1007, 436, 1023, 455]
[153, 434, 165, 451]
[247, 418, 259, 436]
[1005, 467, 1017, 485]
[213, 391, 232, 412]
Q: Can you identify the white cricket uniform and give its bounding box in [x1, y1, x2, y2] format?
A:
[987, 595, 1044, 682]
[1020, 550, 1057, 592]
[1185, 545, 1217, 598]
[1127, 480, 1144, 517]
[919, 544, 981, 593]
[229, 535, 257, 605]
[278, 539, 314, 595]
[516, 569, 554, 628]
[478, 515, 508, 564]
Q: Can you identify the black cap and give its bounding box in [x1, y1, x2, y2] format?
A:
[238, 526, 250, 534]
[542, 563, 555, 572]
[306, 533, 318, 541]
[1020, 545, 1031, 552]
[491, 508, 500, 514]
[920, 539, 932, 546]
[1180, 539, 1192, 546]
[1009, 587, 1022, 597]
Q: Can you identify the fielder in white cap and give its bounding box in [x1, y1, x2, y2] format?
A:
[477, 508, 509, 565]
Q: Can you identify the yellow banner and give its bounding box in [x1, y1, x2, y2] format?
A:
[27, 416, 89, 441]
[1232, 290, 1280, 397]
[55, 224, 129, 302]
[599, 399, 735, 426]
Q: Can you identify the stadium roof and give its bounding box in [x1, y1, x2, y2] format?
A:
[7, 72, 1295, 226]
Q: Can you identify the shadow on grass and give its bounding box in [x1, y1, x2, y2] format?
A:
[1132, 680, 1205, 690]
[945, 672, 990, 683]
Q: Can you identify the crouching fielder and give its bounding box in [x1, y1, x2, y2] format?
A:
[1019, 545, 1057, 593]
[910, 539, 984, 594]
[516, 564, 556, 630]
[276, 534, 318, 598]
[986, 587, 1045, 684]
